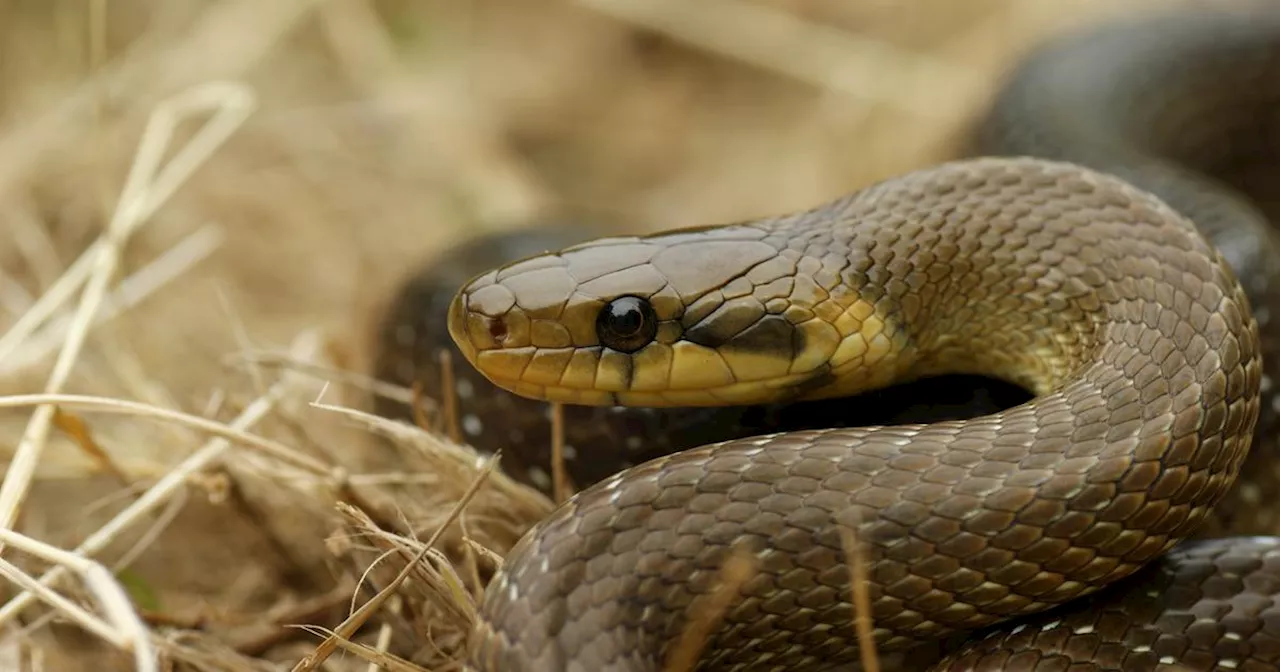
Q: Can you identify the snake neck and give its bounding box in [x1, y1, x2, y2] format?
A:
[767, 180, 1111, 404]
[466, 160, 1263, 672]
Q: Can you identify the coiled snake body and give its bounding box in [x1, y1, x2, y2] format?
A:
[373, 6, 1280, 671]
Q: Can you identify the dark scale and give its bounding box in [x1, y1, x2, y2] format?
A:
[370, 8, 1280, 671]
[371, 223, 1031, 496]
[970, 8, 1280, 538]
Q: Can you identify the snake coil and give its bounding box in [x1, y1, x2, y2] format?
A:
[373, 6, 1280, 671]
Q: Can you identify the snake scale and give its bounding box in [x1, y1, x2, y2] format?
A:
[371, 6, 1280, 671]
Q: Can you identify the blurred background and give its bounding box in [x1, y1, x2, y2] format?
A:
[0, 0, 1205, 669]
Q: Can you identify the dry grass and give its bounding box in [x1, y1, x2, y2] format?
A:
[0, 0, 1191, 669]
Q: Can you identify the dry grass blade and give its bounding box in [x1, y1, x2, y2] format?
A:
[295, 624, 426, 672]
[0, 80, 257, 536]
[367, 595, 403, 672]
[338, 503, 478, 629]
[291, 452, 502, 672]
[107, 488, 189, 578]
[575, 0, 984, 118]
[550, 402, 573, 503]
[216, 285, 268, 397]
[462, 537, 504, 573]
[664, 548, 758, 672]
[840, 525, 880, 672]
[0, 87, 251, 365]
[307, 393, 553, 533]
[9, 197, 63, 292]
[456, 517, 485, 603]
[0, 329, 323, 628]
[0, 392, 337, 478]
[230, 349, 432, 411]
[0, 224, 226, 376]
[0, 528, 157, 672]
[316, 0, 553, 224]
[0, 555, 121, 649]
[0, 266, 34, 316]
[439, 349, 462, 444]
[412, 381, 433, 431]
[0, 0, 317, 200]
[15, 501, 207, 642]
[51, 408, 130, 485]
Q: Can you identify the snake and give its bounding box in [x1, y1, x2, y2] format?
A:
[370, 5, 1280, 671]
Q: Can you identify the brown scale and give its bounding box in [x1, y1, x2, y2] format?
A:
[369, 6, 1280, 672]
[972, 6, 1280, 543]
[446, 159, 1262, 671]
[372, 226, 1029, 494]
[935, 537, 1280, 671]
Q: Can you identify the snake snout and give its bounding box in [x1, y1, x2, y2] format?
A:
[445, 290, 483, 362]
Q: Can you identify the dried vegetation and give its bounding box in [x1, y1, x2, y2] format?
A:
[0, 0, 1184, 669]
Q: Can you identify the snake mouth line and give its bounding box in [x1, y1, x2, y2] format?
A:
[465, 348, 838, 407]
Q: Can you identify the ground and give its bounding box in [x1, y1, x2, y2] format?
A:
[0, 0, 1185, 669]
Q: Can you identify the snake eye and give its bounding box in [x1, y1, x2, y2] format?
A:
[596, 295, 657, 353]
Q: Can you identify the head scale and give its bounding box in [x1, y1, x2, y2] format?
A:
[447, 225, 884, 406]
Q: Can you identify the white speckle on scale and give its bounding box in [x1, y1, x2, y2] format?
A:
[1159, 657, 1176, 665]
[1072, 624, 1094, 635]
[463, 414, 483, 436]
[1040, 620, 1060, 631]
[601, 473, 625, 492]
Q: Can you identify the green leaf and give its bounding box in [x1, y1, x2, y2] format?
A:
[115, 569, 161, 612]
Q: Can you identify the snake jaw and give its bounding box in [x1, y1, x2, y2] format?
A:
[449, 283, 914, 407]
[446, 290, 479, 365]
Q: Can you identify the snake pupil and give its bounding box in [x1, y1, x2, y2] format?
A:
[596, 296, 658, 353]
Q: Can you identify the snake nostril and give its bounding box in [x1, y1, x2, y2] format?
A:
[487, 317, 509, 344]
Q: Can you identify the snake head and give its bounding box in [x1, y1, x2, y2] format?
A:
[447, 223, 903, 407]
